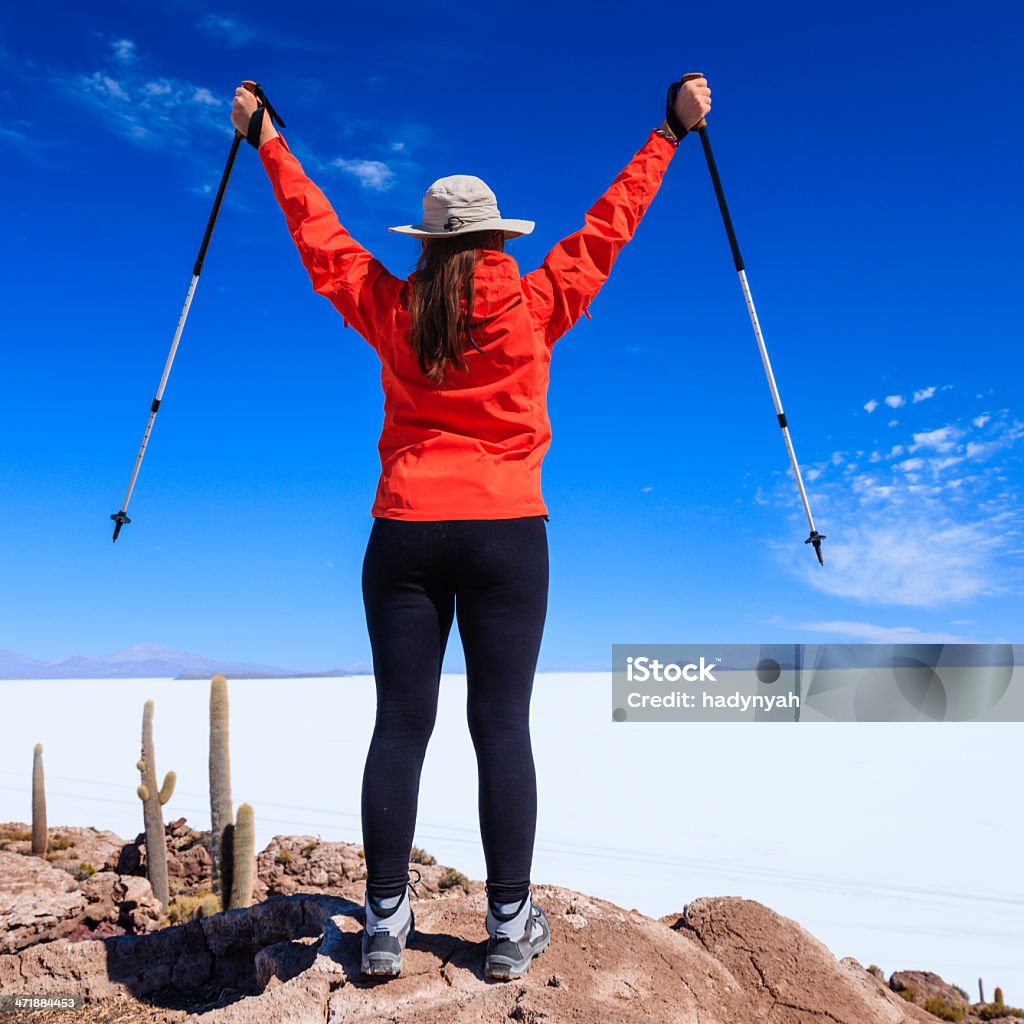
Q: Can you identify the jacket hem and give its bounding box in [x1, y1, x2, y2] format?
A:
[371, 507, 550, 521]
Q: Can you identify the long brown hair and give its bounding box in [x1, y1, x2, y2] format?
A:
[408, 228, 504, 385]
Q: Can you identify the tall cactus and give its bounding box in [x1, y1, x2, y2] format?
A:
[228, 803, 255, 909]
[31, 743, 47, 857]
[209, 675, 234, 906]
[995, 987, 1004, 1006]
[136, 699, 176, 910]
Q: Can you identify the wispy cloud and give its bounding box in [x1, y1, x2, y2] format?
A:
[863, 399, 878, 414]
[762, 396, 1024, 607]
[884, 394, 905, 409]
[0, 122, 64, 165]
[196, 12, 335, 52]
[56, 42, 229, 150]
[111, 39, 137, 65]
[196, 14, 258, 47]
[792, 620, 976, 643]
[912, 386, 936, 403]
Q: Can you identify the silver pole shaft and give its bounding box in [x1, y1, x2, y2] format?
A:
[116, 273, 200, 516]
[736, 268, 818, 535]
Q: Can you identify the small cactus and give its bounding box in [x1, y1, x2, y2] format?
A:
[137, 699, 175, 910]
[209, 675, 234, 905]
[995, 987, 1004, 1006]
[227, 803, 255, 910]
[31, 743, 47, 857]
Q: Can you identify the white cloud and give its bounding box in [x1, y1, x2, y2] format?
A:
[966, 441, 997, 459]
[797, 519, 1003, 606]
[884, 395, 905, 409]
[888, 419, 899, 427]
[391, 142, 405, 152]
[641, 486, 654, 493]
[910, 425, 962, 452]
[912, 386, 936, 403]
[331, 157, 396, 191]
[863, 399, 878, 414]
[793, 620, 975, 643]
[111, 39, 136, 65]
[66, 57, 230, 149]
[759, 397, 1024, 609]
[974, 415, 990, 428]
[82, 72, 129, 101]
[191, 87, 221, 106]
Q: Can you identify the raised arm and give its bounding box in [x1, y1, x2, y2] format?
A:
[521, 75, 711, 349]
[521, 129, 679, 348]
[232, 86, 403, 349]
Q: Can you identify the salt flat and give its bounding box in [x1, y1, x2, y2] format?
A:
[0, 673, 1020, 1000]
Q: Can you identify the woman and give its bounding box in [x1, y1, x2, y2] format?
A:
[230, 73, 711, 981]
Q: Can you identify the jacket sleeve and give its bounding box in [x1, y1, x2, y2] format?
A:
[258, 133, 404, 349]
[521, 129, 678, 348]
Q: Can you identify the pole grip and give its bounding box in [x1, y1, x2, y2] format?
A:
[680, 72, 707, 131]
[235, 80, 258, 140]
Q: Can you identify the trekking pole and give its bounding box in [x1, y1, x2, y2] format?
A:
[670, 73, 826, 565]
[109, 80, 286, 542]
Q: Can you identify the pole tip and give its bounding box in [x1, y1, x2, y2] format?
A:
[805, 531, 826, 566]
[111, 510, 131, 543]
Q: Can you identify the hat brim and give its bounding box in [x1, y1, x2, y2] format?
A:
[388, 217, 535, 240]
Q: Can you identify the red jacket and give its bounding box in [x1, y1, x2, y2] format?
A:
[259, 129, 678, 520]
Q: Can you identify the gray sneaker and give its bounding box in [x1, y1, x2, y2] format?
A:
[484, 892, 551, 980]
[360, 875, 419, 978]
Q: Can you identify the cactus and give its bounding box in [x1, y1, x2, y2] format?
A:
[31, 743, 47, 857]
[227, 803, 255, 910]
[995, 987, 1004, 1006]
[136, 699, 176, 910]
[209, 675, 234, 905]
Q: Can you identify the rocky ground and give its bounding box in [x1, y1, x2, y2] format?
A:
[1, 820, 1019, 1023]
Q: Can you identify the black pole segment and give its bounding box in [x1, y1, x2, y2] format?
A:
[193, 132, 243, 277]
[697, 127, 745, 273]
[777, 412, 787, 428]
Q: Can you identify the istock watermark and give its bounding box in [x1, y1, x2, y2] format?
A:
[611, 644, 1024, 722]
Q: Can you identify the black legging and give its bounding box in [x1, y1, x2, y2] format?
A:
[360, 515, 549, 904]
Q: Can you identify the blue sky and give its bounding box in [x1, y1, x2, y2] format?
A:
[1, 1, 1022, 671]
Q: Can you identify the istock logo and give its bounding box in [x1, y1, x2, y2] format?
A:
[626, 656, 719, 683]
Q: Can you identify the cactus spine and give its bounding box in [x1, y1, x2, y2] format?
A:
[31, 743, 47, 857]
[209, 675, 234, 907]
[136, 699, 176, 910]
[995, 987, 1004, 1006]
[228, 803, 255, 909]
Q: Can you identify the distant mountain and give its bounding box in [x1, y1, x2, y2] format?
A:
[0, 643, 357, 680]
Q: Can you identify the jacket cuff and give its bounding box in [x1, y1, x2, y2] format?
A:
[653, 125, 680, 149]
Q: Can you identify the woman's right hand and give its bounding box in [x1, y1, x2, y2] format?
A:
[231, 84, 279, 147]
[673, 75, 712, 132]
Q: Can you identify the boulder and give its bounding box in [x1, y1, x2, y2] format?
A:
[0, 850, 87, 953]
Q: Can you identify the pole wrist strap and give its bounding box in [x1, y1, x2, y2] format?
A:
[246, 106, 266, 149]
[664, 78, 690, 141]
[244, 82, 287, 150]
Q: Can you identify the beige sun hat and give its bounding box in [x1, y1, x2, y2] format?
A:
[388, 174, 534, 239]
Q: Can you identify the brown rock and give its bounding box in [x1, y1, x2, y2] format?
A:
[0, 850, 87, 953]
[0, 822, 125, 877]
[0, 883, 945, 1023]
[257, 834, 473, 903]
[78, 870, 165, 934]
[891, 969, 972, 1012]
